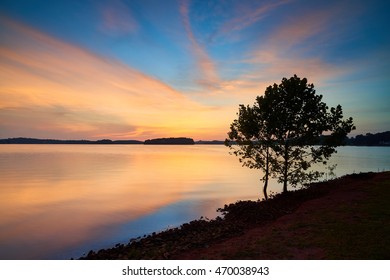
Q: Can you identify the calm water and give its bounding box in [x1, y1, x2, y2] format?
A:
[0, 145, 389, 259]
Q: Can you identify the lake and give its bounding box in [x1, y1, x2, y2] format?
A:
[0, 145, 389, 259]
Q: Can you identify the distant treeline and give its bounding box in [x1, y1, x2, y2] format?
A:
[196, 140, 225, 145]
[144, 137, 194, 145]
[345, 131, 390, 146]
[0, 138, 143, 144]
[0, 137, 195, 145]
[1, 132, 389, 146]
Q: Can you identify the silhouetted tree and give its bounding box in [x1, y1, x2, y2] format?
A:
[225, 104, 275, 200]
[226, 75, 355, 196]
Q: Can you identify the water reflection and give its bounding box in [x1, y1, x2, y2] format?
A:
[0, 145, 389, 259]
[0, 145, 261, 259]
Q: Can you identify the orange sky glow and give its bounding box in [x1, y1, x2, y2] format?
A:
[1, 0, 389, 140]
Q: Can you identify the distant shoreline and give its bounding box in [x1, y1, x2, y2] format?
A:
[1, 131, 389, 146]
[1, 138, 389, 147]
[0, 137, 225, 145]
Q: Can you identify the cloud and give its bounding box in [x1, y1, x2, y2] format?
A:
[99, 0, 138, 35]
[211, 0, 292, 41]
[0, 18, 227, 140]
[0, 106, 137, 140]
[176, 0, 318, 96]
[241, 5, 355, 87]
[178, 2, 361, 109]
[267, 7, 339, 53]
[178, 0, 221, 90]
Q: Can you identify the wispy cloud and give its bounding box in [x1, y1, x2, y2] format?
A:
[178, 0, 221, 90]
[99, 0, 138, 35]
[211, 0, 292, 41]
[0, 18, 227, 140]
[182, 2, 356, 106]
[267, 7, 338, 53]
[1, 1, 382, 140]
[176, 0, 293, 94]
[242, 5, 354, 87]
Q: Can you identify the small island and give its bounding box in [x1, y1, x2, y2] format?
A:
[144, 137, 195, 145]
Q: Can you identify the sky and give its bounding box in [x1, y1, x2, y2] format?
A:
[0, 0, 389, 141]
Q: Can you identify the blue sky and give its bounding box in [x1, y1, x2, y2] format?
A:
[0, 0, 389, 140]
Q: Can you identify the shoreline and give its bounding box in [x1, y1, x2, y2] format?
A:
[80, 171, 390, 260]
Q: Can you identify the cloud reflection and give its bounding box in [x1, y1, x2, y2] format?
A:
[0, 145, 261, 259]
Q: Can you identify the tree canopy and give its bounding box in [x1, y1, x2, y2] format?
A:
[226, 75, 355, 198]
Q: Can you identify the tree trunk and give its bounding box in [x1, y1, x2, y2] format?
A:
[263, 178, 268, 200]
[282, 176, 287, 193]
[263, 166, 269, 200]
[263, 146, 270, 200]
[283, 144, 288, 193]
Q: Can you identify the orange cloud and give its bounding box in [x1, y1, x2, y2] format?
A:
[1, 4, 354, 143]
[241, 5, 354, 88]
[267, 7, 336, 52]
[0, 18, 229, 140]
